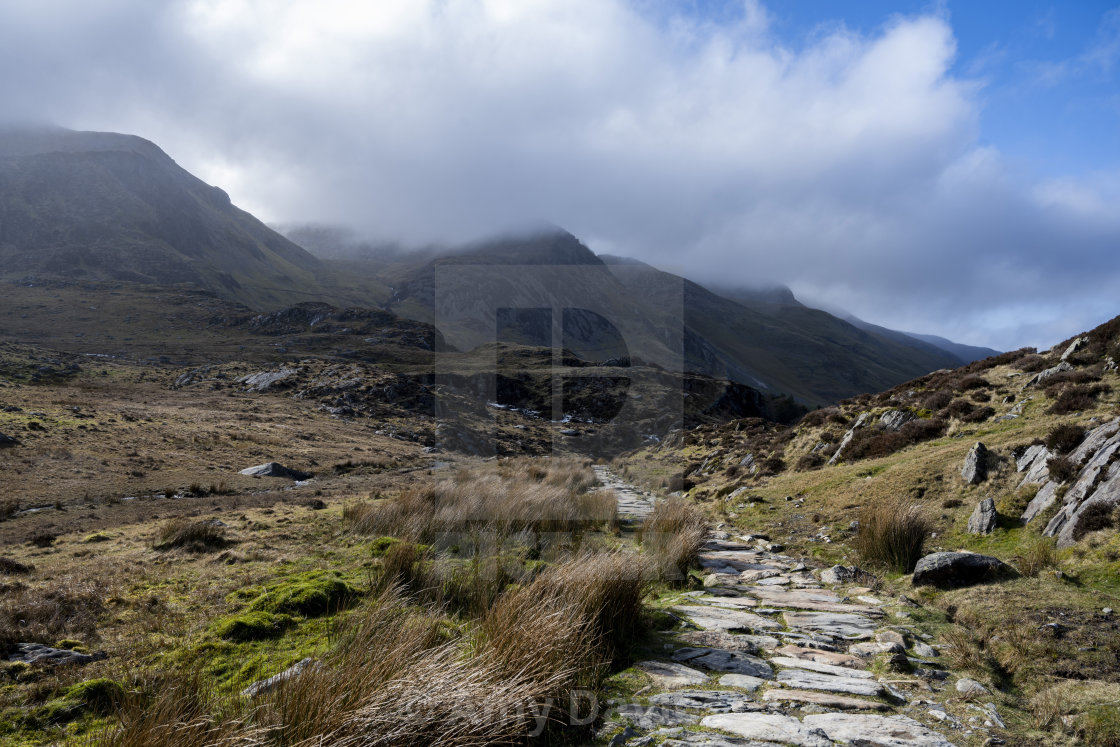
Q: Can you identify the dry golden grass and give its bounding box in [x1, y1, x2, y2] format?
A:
[853, 498, 931, 573]
[641, 497, 707, 583]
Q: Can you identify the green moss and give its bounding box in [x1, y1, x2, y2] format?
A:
[245, 570, 359, 617]
[64, 678, 125, 716]
[83, 532, 111, 543]
[370, 536, 401, 557]
[53, 639, 84, 651]
[213, 611, 294, 642]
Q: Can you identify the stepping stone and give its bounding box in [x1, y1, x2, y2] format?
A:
[755, 575, 792, 586]
[850, 641, 905, 657]
[672, 648, 774, 679]
[637, 660, 707, 689]
[676, 605, 782, 632]
[749, 593, 883, 615]
[783, 611, 878, 639]
[703, 573, 741, 587]
[678, 630, 761, 654]
[775, 645, 866, 669]
[770, 656, 875, 679]
[699, 552, 778, 573]
[691, 595, 759, 609]
[748, 587, 841, 601]
[649, 689, 752, 712]
[616, 704, 698, 729]
[763, 689, 890, 711]
[699, 713, 832, 747]
[719, 674, 766, 691]
[776, 669, 885, 697]
[737, 569, 781, 583]
[802, 713, 958, 746]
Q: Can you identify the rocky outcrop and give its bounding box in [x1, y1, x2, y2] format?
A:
[1023, 361, 1073, 388]
[967, 498, 997, 534]
[1016, 444, 1053, 487]
[1017, 418, 1120, 545]
[912, 552, 1017, 588]
[829, 413, 870, 465]
[961, 442, 989, 485]
[1060, 336, 1088, 361]
[239, 462, 312, 480]
[878, 409, 915, 432]
[7, 643, 107, 667]
[239, 368, 299, 393]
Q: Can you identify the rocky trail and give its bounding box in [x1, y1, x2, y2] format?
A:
[595, 468, 1002, 747]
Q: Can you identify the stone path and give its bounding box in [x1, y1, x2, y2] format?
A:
[593, 465, 657, 525]
[593, 469, 1003, 747]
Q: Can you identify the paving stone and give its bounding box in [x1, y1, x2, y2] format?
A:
[769, 656, 875, 679]
[648, 690, 753, 713]
[737, 569, 781, 583]
[802, 713, 958, 746]
[675, 605, 782, 632]
[783, 611, 878, 639]
[776, 668, 885, 696]
[747, 589, 882, 616]
[718, 674, 766, 691]
[690, 595, 759, 609]
[699, 713, 832, 747]
[774, 645, 866, 670]
[637, 660, 708, 688]
[762, 688, 890, 711]
[703, 573, 741, 587]
[849, 641, 906, 657]
[616, 704, 699, 729]
[672, 648, 774, 678]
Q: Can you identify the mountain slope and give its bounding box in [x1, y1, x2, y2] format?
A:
[905, 332, 1001, 364]
[0, 126, 325, 309]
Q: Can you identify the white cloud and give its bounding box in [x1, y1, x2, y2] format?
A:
[0, 0, 1117, 349]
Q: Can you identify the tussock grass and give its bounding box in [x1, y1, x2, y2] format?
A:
[346, 459, 615, 541]
[0, 578, 106, 652]
[154, 519, 230, 553]
[1015, 540, 1059, 577]
[642, 498, 707, 583]
[853, 498, 930, 573]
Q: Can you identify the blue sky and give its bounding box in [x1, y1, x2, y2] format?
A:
[0, 0, 1118, 350]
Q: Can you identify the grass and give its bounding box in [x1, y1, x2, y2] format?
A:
[641, 498, 707, 583]
[853, 498, 931, 573]
[154, 519, 230, 553]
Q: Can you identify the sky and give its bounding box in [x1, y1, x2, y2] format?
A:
[0, 0, 1118, 351]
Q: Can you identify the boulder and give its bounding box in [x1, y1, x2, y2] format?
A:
[239, 462, 312, 480]
[967, 498, 997, 534]
[0, 432, 18, 448]
[238, 368, 298, 392]
[1061, 336, 1088, 361]
[820, 564, 861, 585]
[961, 442, 989, 485]
[955, 677, 989, 696]
[912, 551, 1017, 588]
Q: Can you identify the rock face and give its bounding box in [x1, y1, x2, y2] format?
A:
[912, 552, 1017, 588]
[238, 368, 299, 393]
[1024, 361, 1073, 388]
[967, 498, 997, 534]
[239, 462, 312, 480]
[879, 409, 916, 432]
[1017, 418, 1120, 545]
[961, 442, 990, 485]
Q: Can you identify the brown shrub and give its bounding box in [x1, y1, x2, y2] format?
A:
[943, 398, 975, 419]
[844, 419, 946, 461]
[920, 390, 953, 411]
[1048, 383, 1112, 415]
[957, 374, 990, 391]
[0, 580, 105, 652]
[1013, 354, 1048, 373]
[795, 452, 825, 471]
[1046, 423, 1086, 454]
[960, 405, 995, 423]
[1047, 455, 1078, 483]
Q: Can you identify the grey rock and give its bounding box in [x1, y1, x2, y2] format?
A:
[830, 413, 870, 465]
[649, 690, 752, 712]
[1022, 481, 1060, 524]
[672, 648, 774, 679]
[803, 713, 958, 747]
[0, 432, 19, 448]
[769, 656, 874, 679]
[607, 726, 641, 747]
[967, 498, 998, 534]
[239, 462, 312, 480]
[776, 668, 884, 697]
[637, 660, 708, 689]
[7, 643, 106, 667]
[1016, 444, 1052, 484]
[616, 704, 698, 730]
[1051, 461, 1120, 547]
[677, 630, 761, 654]
[1024, 361, 1073, 388]
[879, 409, 916, 431]
[674, 605, 782, 632]
[700, 713, 832, 747]
[782, 611, 878, 639]
[820, 565, 859, 585]
[913, 640, 938, 658]
[242, 657, 317, 697]
[849, 641, 905, 657]
[956, 677, 989, 696]
[912, 551, 1018, 588]
[1060, 336, 1088, 361]
[718, 674, 766, 691]
[662, 734, 775, 747]
[239, 368, 298, 392]
[763, 689, 890, 710]
[961, 442, 990, 485]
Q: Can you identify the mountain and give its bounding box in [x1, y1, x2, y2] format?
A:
[0, 126, 328, 309]
[340, 228, 970, 406]
[904, 332, 1001, 364]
